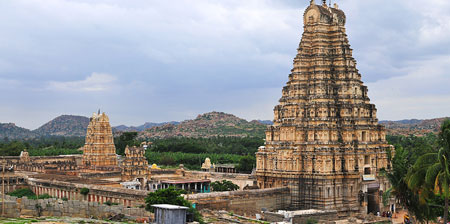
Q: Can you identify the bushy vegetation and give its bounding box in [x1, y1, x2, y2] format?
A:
[150, 136, 263, 155]
[7, 188, 35, 198]
[104, 201, 119, 206]
[80, 188, 90, 196]
[114, 132, 140, 155]
[145, 187, 203, 223]
[143, 136, 261, 171]
[211, 180, 239, 192]
[383, 120, 450, 223]
[7, 188, 52, 200]
[145, 151, 242, 170]
[0, 136, 84, 156]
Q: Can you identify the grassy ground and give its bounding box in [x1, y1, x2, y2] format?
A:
[0, 217, 137, 224]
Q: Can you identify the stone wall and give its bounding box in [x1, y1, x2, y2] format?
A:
[263, 210, 338, 223]
[184, 187, 289, 216]
[184, 171, 256, 190]
[79, 171, 122, 179]
[0, 194, 150, 221]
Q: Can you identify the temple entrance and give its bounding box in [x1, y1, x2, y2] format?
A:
[367, 188, 380, 214]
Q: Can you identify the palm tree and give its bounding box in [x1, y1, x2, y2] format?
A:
[408, 119, 450, 223]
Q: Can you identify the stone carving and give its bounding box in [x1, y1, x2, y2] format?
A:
[256, 2, 392, 212]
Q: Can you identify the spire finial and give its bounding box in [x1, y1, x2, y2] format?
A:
[98, 109, 100, 115]
[322, 0, 326, 5]
[310, 0, 315, 5]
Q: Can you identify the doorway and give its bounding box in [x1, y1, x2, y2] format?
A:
[367, 188, 380, 214]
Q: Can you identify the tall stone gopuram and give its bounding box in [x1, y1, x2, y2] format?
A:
[82, 111, 119, 170]
[256, 0, 393, 214]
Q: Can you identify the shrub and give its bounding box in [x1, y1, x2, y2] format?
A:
[80, 188, 90, 196]
[306, 218, 318, 224]
[145, 187, 204, 224]
[104, 201, 119, 206]
[7, 188, 35, 198]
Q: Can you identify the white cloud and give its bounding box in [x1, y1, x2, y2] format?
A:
[368, 55, 450, 120]
[0, 78, 20, 87]
[47, 72, 117, 92]
[1, 0, 450, 127]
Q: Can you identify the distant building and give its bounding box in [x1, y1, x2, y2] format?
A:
[149, 179, 211, 193]
[214, 164, 236, 173]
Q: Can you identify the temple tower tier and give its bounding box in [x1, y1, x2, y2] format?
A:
[255, 2, 393, 214]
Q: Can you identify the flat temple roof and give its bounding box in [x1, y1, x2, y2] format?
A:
[160, 179, 211, 184]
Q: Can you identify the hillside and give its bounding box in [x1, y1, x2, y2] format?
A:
[2, 112, 448, 140]
[380, 117, 449, 136]
[114, 121, 180, 132]
[0, 123, 36, 140]
[33, 115, 90, 137]
[139, 111, 268, 139]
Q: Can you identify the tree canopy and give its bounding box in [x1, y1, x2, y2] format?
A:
[211, 180, 240, 192]
[145, 187, 203, 223]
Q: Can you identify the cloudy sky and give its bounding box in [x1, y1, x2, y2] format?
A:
[0, 0, 449, 129]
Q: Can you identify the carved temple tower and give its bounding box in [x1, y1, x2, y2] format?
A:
[256, 1, 393, 214]
[82, 111, 119, 170]
[121, 145, 150, 188]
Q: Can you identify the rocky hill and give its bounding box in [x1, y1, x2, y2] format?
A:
[0, 123, 36, 140]
[380, 117, 449, 136]
[139, 112, 268, 139]
[2, 112, 448, 140]
[114, 121, 180, 132]
[34, 115, 90, 137]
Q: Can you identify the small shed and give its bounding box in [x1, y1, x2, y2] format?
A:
[152, 204, 189, 224]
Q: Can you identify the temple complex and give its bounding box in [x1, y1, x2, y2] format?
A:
[256, 0, 393, 214]
[82, 111, 119, 171]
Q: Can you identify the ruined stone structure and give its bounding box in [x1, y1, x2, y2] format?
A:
[256, 0, 392, 214]
[121, 146, 150, 187]
[82, 112, 118, 170]
[1, 155, 80, 174]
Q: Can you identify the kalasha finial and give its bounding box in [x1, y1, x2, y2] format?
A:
[322, 0, 326, 5]
[310, 0, 315, 5]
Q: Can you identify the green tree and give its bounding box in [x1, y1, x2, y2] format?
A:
[211, 180, 239, 192]
[114, 132, 139, 155]
[80, 187, 90, 196]
[236, 155, 255, 173]
[145, 187, 203, 223]
[7, 188, 35, 198]
[407, 119, 450, 223]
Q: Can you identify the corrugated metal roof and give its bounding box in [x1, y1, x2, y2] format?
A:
[152, 204, 189, 210]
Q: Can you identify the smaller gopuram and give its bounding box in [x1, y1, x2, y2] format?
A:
[82, 111, 119, 171]
[19, 149, 31, 163]
[121, 145, 150, 185]
[201, 158, 215, 172]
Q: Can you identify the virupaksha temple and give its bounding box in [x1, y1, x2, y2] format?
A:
[256, 0, 393, 214]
